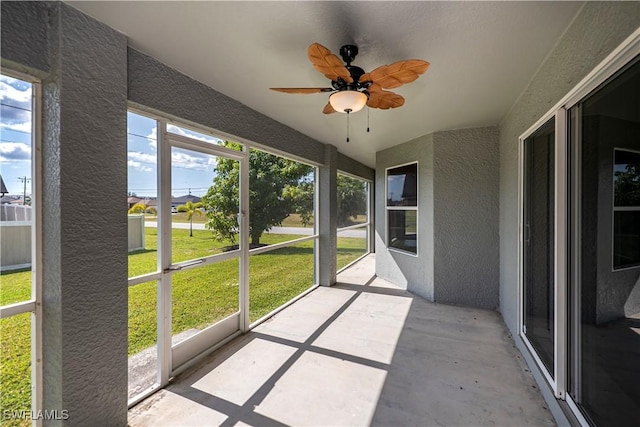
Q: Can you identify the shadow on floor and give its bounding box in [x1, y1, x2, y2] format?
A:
[128, 255, 554, 426]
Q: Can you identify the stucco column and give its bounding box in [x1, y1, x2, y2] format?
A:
[41, 3, 128, 425]
[318, 144, 338, 286]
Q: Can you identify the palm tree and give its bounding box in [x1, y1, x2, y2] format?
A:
[177, 200, 204, 237]
[128, 202, 157, 215]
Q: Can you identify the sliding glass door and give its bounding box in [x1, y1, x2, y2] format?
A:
[568, 56, 640, 427]
[519, 32, 640, 427]
[522, 118, 556, 378]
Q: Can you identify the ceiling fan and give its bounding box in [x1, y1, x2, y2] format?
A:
[271, 43, 430, 115]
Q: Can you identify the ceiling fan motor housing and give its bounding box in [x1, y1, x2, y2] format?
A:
[331, 65, 367, 91]
[339, 45, 358, 65]
[331, 45, 369, 91]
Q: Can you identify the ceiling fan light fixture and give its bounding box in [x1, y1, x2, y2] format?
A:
[329, 90, 368, 114]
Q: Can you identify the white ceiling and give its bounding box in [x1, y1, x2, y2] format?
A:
[69, 1, 583, 167]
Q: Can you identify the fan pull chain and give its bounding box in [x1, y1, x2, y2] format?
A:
[367, 107, 370, 133]
[346, 109, 351, 142]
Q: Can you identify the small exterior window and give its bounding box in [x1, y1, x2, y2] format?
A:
[386, 162, 418, 254]
[613, 149, 640, 270]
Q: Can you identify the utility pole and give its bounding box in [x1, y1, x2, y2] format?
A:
[18, 176, 31, 205]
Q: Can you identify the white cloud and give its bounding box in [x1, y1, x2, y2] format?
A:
[0, 79, 31, 104]
[128, 160, 153, 172]
[128, 151, 157, 165]
[0, 121, 31, 133]
[128, 149, 212, 172]
[147, 127, 157, 151]
[0, 142, 31, 162]
[167, 124, 221, 144]
[171, 149, 212, 171]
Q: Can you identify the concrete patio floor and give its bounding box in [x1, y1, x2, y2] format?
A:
[128, 255, 555, 427]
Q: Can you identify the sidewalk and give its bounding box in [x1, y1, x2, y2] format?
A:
[144, 222, 366, 238]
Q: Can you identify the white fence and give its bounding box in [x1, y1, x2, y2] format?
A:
[0, 213, 146, 271]
[128, 215, 145, 252]
[1, 222, 31, 271]
[1, 204, 32, 221]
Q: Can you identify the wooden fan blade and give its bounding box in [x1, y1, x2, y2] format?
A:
[363, 82, 382, 92]
[367, 90, 405, 110]
[365, 59, 430, 89]
[308, 43, 353, 83]
[322, 103, 336, 114]
[270, 87, 333, 94]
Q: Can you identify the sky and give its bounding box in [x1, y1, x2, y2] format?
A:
[0, 74, 32, 197]
[127, 112, 221, 198]
[0, 73, 222, 199]
[1, 74, 321, 202]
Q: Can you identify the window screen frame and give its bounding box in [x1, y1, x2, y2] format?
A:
[385, 161, 418, 256]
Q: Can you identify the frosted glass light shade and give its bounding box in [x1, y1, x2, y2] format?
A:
[329, 90, 368, 113]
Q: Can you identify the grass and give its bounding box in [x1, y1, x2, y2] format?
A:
[0, 314, 30, 427]
[1, 227, 367, 417]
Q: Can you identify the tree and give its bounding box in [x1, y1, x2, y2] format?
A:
[128, 202, 157, 215]
[282, 180, 314, 227]
[202, 142, 313, 246]
[177, 200, 204, 237]
[337, 175, 367, 227]
[614, 163, 640, 206]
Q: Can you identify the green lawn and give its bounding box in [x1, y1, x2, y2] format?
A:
[1, 227, 367, 418]
[145, 212, 310, 226]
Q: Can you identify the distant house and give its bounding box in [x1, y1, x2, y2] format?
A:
[127, 195, 201, 212]
[172, 194, 201, 206]
[143, 198, 158, 207]
[127, 196, 141, 210]
[0, 175, 7, 197]
[127, 196, 158, 211]
[0, 195, 25, 205]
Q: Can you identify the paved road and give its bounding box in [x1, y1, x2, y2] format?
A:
[144, 222, 366, 238]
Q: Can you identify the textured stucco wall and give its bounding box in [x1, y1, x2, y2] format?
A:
[375, 134, 434, 300]
[375, 127, 499, 308]
[128, 48, 327, 166]
[1, 1, 50, 74]
[127, 47, 372, 176]
[5, 4, 368, 421]
[433, 127, 500, 309]
[319, 145, 338, 286]
[337, 152, 375, 181]
[499, 1, 640, 337]
[40, 3, 129, 425]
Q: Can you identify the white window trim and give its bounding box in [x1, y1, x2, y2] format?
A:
[385, 161, 419, 257]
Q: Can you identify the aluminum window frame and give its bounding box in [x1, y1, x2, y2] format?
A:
[336, 171, 373, 273]
[126, 110, 251, 405]
[385, 161, 419, 256]
[246, 146, 319, 329]
[125, 106, 322, 406]
[518, 108, 567, 399]
[0, 69, 43, 426]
